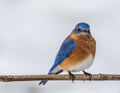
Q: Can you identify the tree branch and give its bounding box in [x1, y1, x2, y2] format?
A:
[0, 74, 120, 82]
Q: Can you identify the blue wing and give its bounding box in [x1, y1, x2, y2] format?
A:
[39, 37, 76, 85]
[49, 37, 76, 74]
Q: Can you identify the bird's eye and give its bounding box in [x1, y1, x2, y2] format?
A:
[77, 28, 81, 32]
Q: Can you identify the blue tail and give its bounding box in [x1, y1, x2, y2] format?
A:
[39, 70, 63, 85]
[39, 79, 48, 85]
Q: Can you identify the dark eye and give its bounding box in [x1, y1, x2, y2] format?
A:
[76, 28, 81, 32]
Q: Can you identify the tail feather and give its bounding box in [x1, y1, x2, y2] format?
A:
[39, 80, 48, 85]
[39, 70, 63, 85]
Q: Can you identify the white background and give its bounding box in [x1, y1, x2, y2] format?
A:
[0, 0, 120, 93]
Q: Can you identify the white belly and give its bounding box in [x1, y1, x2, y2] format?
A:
[68, 54, 94, 72]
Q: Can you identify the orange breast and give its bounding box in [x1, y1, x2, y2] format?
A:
[59, 33, 96, 70]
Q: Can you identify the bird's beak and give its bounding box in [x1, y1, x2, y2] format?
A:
[83, 30, 87, 33]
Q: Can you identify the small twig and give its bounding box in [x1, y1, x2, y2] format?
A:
[0, 74, 120, 82]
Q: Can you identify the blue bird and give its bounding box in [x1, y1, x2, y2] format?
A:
[39, 22, 96, 85]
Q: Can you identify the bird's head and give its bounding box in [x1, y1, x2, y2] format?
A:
[72, 22, 91, 36]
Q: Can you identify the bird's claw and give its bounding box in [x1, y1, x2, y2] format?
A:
[83, 70, 92, 80]
[68, 71, 75, 82]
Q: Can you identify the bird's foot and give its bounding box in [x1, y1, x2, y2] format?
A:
[68, 71, 75, 82]
[83, 70, 92, 80]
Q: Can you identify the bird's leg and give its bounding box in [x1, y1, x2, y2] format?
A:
[68, 71, 75, 82]
[83, 70, 92, 80]
[83, 70, 91, 75]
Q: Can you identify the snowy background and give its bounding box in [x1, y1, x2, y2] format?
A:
[0, 0, 120, 93]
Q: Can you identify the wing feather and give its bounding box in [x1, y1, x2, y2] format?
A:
[49, 38, 76, 73]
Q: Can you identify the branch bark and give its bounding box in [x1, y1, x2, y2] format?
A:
[0, 74, 120, 82]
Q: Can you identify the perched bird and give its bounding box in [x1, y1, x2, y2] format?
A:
[39, 22, 96, 85]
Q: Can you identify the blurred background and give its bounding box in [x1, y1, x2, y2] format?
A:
[0, 0, 120, 93]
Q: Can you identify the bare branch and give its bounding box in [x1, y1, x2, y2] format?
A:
[0, 74, 120, 82]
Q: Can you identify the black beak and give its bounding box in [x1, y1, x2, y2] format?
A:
[83, 30, 91, 35]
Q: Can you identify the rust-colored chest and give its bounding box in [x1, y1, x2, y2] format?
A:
[59, 33, 96, 70]
[70, 33, 96, 57]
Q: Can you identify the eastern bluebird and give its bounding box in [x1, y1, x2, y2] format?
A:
[39, 22, 96, 85]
